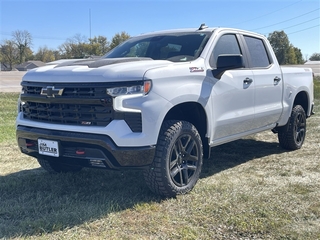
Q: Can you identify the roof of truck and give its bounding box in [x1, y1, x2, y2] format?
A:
[136, 25, 265, 39]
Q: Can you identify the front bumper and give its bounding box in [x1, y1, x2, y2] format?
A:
[17, 126, 156, 169]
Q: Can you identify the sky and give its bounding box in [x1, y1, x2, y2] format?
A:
[0, 0, 319, 59]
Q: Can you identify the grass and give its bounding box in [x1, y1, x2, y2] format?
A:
[0, 93, 19, 144]
[0, 78, 319, 239]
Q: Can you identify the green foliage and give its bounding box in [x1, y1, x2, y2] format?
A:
[293, 46, 304, 64]
[109, 31, 130, 50]
[309, 53, 320, 61]
[33, 46, 56, 62]
[58, 32, 130, 59]
[268, 31, 304, 65]
[0, 93, 18, 144]
[1, 29, 130, 64]
[0, 40, 19, 70]
[286, 45, 304, 64]
[268, 31, 289, 65]
[89, 36, 109, 55]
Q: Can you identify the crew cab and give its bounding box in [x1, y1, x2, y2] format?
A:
[16, 24, 314, 197]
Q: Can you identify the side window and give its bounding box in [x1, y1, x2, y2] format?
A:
[210, 34, 241, 67]
[244, 36, 271, 68]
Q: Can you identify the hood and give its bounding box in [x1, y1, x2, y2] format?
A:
[23, 58, 173, 83]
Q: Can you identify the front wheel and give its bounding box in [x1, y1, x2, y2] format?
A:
[144, 120, 203, 197]
[37, 157, 83, 173]
[278, 105, 306, 150]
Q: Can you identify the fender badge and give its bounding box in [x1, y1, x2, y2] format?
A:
[189, 67, 204, 73]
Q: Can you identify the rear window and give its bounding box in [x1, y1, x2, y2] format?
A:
[244, 36, 271, 68]
[105, 32, 212, 62]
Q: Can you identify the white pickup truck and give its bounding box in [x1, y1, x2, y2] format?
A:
[16, 24, 314, 197]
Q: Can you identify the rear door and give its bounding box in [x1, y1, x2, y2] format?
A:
[242, 35, 283, 128]
[207, 33, 255, 141]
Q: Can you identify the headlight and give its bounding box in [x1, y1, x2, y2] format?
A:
[107, 80, 152, 97]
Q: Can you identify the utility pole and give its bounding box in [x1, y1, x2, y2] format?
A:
[89, 9, 91, 40]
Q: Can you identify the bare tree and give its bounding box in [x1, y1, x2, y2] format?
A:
[12, 30, 33, 63]
[59, 34, 89, 59]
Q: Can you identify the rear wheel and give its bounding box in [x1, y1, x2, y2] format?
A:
[37, 157, 83, 173]
[144, 120, 203, 197]
[278, 105, 306, 150]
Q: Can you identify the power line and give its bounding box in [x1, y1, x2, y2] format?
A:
[251, 8, 320, 31]
[281, 17, 320, 30]
[230, 0, 303, 26]
[262, 17, 320, 35]
[287, 24, 320, 35]
[0, 31, 66, 41]
[32, 35, 66, 41]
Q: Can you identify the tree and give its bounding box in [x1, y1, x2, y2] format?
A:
[57, 32, 129, 59]
[34, 46, 56, 62]
[12, 30, 33, 63]
[53, 50, 61, 61]
[293, 47, 304, 64]
[286, 45, 304, 64]
[109, 32, 130, 50]
[0, 40, 19, 70]
[287, 45, 297, 64]
[58, 34, 88, 59]
[89, 36, 110, 55]
[268, 31, 290, 65]
[268, 31, 304, 65]
[309, 53, 320, 61]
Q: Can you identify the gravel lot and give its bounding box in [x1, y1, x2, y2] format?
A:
[0, 71, 26, 92]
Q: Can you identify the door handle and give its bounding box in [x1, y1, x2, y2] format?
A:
[274, 76, 281, 84]
[243, 78, 253, 84]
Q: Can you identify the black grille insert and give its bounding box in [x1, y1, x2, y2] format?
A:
[20, 81, 142, 132]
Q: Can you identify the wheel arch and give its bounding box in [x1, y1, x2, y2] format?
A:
[163, 101, 210, 158]
[293, 90, 309, 117]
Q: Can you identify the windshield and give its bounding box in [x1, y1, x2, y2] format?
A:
[104, 32, 212, 62]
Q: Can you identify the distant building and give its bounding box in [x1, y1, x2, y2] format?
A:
[305, 61, 320, 65]
[15, 61, 45, 71]
[0, 62, 13, 71]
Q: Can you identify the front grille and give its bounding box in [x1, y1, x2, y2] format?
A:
[22, 101, 112, 126]
[20, 81, 142, 132]
[23, 85, 109, 98]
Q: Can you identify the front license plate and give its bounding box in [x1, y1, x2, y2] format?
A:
[38, 139, 59, 157]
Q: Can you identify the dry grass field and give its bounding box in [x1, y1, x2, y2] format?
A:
[0, 78, 319, 239]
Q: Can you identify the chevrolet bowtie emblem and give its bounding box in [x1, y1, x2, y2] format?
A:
[41, 86, 64, 98]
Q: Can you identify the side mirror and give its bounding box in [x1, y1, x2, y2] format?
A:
[212, 54, 244, 79]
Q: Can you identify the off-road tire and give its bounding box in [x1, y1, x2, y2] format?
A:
[37, 157, 83, 173]
[144, 120, 203, 197]
[278, 105, 306, 150]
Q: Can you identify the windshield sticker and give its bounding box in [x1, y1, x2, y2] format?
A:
[189, 67, 204, 73]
